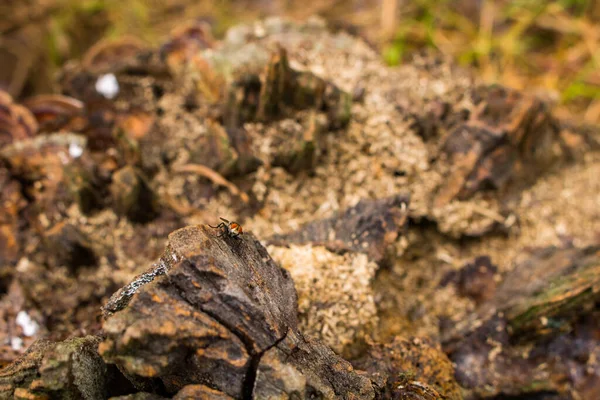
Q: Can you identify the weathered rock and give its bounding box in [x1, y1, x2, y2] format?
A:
[268, 194, 409, 263]
[101, 261, 169, 318]
[354, 337, 462, 400]
[101, 225, 375, 398]
[102, 279, 250, 396]
[0, 336, 107, 400]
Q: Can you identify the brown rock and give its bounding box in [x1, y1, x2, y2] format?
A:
[109, 385, 233, 400]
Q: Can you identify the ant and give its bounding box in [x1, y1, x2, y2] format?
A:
[209, 217, 243, 241]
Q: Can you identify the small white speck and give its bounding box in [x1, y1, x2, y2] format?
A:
[172, 254, 178, 261]
[95, 74, 119, 99]
[10, 337, 23, 351]
[16, 311, 39, 337]
[69, 142, 83, 158]
[16, 258, 31, 273]
[254, 24, 266, 38]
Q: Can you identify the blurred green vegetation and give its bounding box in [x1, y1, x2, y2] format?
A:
[5, 0, 600, 122]
[382, 0, 600, 121]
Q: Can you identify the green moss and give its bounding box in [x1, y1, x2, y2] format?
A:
[508, 259, 600, 339]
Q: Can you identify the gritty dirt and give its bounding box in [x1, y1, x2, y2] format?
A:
[0, 15, 598, 400]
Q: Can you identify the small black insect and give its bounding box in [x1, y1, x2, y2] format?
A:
[209, 217, 243, 240]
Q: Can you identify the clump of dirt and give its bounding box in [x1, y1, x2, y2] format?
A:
[268, 244, 378, 358]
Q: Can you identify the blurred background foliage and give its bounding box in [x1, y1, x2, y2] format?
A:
[1, 0, 599, 123]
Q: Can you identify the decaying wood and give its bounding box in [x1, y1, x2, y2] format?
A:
[354, 337, 462, 400]
[172, 164, 249, 204]
[224, 46, 352, 131]
[445, 244, 600, 398]
[440, 255, 499, 304]
[110, 385, 234, 400]
[268, 194, 409, 262]
[434, 86, 561, 206]
[0, 336, 107, 400]
[100, 225, 374, 398]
